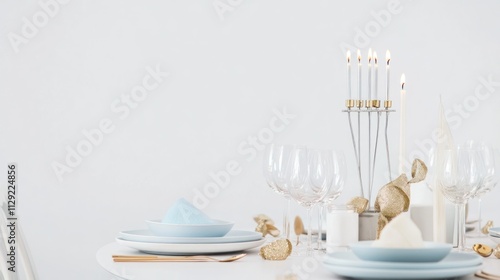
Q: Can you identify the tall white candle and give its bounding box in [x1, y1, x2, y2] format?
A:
[399, 74, 406, 174]
[374, 52, 378, 100]
[385, 50, 391, 101]
[347, 50, 352, 100]
[357, 49, 362, 100]
[368, 49, 372, 100]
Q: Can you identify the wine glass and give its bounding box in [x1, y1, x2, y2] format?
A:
[315, 150, 346, 251]
[263, 144, 295, 239]
[437, 147, 484, 251]
[464, 141, 498, 237]
[288, 147, 331, 254]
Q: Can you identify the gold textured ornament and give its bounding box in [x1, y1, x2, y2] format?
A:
[374, 159, 427, 238]
[473, 243, 493, 257]
[254, 214, 280, 237]
[347, 197, 369, 214]
[294, 216, 305, 245]
[481, 220, 494, 234]
[259, 239, 292, 260]
[494, 245, 500, 259]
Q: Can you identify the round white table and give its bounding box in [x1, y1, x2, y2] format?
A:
[96, 238, 500, 280]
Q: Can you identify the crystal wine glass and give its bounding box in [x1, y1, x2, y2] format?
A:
[288, 147, 331, 254]
[263, 144, 295, 239]
[315, 150, 346, 251]
[437, 147, 484, 251]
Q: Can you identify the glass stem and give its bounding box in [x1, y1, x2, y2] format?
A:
[307, 207, 313, 253]
[457, 203, 466, 251]
[283, 197, 290, 240]
[317, 204, 324, 250]
[477, 197, 482, 234]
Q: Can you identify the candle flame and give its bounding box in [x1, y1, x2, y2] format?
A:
[368, 48, 372, 63]
[347, 50, 351, 63]
[386, 50, 391, 65]
[401, 73, 405, 90]
[357, 49, 361, 62]
[374, 52, 378, 64]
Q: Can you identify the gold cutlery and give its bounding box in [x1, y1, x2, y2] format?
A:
[112, 253, 246, 263]
[476, 270, 500, 280]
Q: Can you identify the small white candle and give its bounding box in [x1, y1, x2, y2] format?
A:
[357, 49, 362, 101]
[399, 74, 406, 174]
[368, 48, 372, 100]
[385, 50, 391, 101]
[327, 206, 358, 249]
[374, 52, 378, 100]
[347, 50, 352, 100]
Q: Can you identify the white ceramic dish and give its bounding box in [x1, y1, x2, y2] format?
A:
[118, 229, 262, 244]
[323, 262, 481, 279]
[145, 219, 234, 237]
[349, 241, 452, 262]
[116, 238, 265, 255]
[324, 251, 481, 269]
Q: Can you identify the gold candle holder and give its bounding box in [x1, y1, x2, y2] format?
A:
[384, 100, 392, 108]
[345, 99, 355, 108]
[365, 100, 372, 108]
[371, 100, 380, 108]
[356, 100, 364, 108]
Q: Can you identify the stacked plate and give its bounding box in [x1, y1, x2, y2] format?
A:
[323, 241, 482, 279]
[489, 227, 500, 244]
[116, 220, 265, 255]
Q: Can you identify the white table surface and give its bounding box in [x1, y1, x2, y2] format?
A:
[96, 237, 500, 280]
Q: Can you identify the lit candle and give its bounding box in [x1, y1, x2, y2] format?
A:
[347, 50, 352, 100]
[374, 52, 378, 100]
[368, 48, 372, 101]
[385, 50, 391, 101]
[357, 49, 362, 101]
[399, 74, 406, 174]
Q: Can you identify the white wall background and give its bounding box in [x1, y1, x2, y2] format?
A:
[1, 0, 500, 279]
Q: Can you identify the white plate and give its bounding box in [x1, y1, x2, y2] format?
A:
[146, 219, 234, 237]
[324, 251, 482, 269]
[349, 241, 452, 262]
[489, 233, 500, 244]
[116, 238, 266, 255]
[118, 230, 262, 244]
[323, 262, 481, 279]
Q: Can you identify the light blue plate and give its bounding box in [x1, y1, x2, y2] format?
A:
[118, 230, 262, 244]
[323, 262, 481, 279]
[489, 227, 500, 236]
[349, 241, 452, 262]
[489, 233, 500, 244]
[146, 219, 234, 237]
[324, 251, 482, 269]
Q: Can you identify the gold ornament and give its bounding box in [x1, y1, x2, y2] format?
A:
[347, 197, 369, 214]
[494, 245, 500, 259]
[259, 239, 292, 260]
[473, 243, 493, 257]
[294, 216, 305, 246]
[481, 220, 494, 235]
[374, 159, 427, 238]
[254, 214, 280, 237]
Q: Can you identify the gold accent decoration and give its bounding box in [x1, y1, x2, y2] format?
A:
[259, 239, 292, 260]
[495, 245, 500, 259]
[374, 159, 427, 238]
[481, 220, 493, 234]
[347, 197, 369, 214]
[365, 100, 372, 108]
[356, 100, 364, 108]
[384, 100, 392, 108]
[345, 99, 355, 108]
[254, 214, 280, 237]
[294, 216, 304, 245]
[371, 100, 381, 108]
[473, 243, 493, 257]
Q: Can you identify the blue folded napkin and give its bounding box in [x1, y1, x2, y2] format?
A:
[162, 198, 215, 224]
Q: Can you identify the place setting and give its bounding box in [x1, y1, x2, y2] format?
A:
[114, 198, 265, 259]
